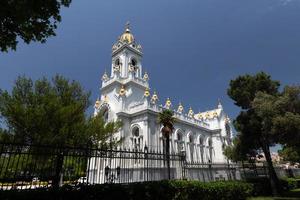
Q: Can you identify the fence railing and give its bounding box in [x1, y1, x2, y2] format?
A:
[0, 143, 237, 190]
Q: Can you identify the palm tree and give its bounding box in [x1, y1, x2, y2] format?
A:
[158, 109, 175, 180]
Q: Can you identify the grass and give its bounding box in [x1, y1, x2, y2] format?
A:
[247, 188, 300, 200]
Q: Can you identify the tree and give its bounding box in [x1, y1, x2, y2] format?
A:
[85, 113, 123, 149]
[278, 146, 300, 164]
[0, 0, 71, 52]
[228, 72, 282, 195]
[0, 75, 124, 187]
[252, 85, 300, 164]
[0, 75, 90, 146]
[158, 109, 175, 180]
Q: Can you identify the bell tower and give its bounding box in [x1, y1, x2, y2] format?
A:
[111, 22, 143, 79]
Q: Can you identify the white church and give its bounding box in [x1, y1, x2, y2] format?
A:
[93, 23, 233, 165]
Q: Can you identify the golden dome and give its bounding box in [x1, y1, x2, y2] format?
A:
[119, 22, 134, 44]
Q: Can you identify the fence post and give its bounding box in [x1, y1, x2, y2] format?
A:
[180, 150, 186, 180]
[53, 150, 64, 188]
[144, 145, 148, 182]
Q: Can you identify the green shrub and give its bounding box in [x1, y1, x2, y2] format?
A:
[280, 178, 298, 190]
[0, 180, 253, 200]
[245, 177, 272, 196]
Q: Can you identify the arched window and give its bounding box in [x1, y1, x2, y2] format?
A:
[131, 58, 137, 66]
[208, 138, 212, 147]
[189, 134, 194, 162]
[199, 136, 204, 163]
[225, 122, 231, 137]
[199, 137, 204, 145]
[100, 106, 109, 122]
[132, 126, 142, 150]
[115, 58, 121, 66]
[130, 58, 138, 77]
[208, 138, 213, 163]
[176, 131, 184, 153]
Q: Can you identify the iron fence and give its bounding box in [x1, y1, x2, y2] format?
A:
[0, 142, 237, 190]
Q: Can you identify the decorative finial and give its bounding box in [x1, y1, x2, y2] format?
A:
[188, 107, 194, 117]
[144, 87, 150, 97]
[119, 85, 126, 96]
[101, 70, 108, 81]
[218, 98, 223, 109]
[165, 98, 172, 109]
[197, 112, 203, 120]
[151, 91, 158, 103]
[103, 95, 108, 103]
[143, 72, 149, 81]
[177, 102, 184, 113]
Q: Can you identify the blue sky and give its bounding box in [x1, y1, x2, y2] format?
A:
[0, 0, 300, 133]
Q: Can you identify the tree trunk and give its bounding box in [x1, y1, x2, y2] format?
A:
[166, 134, 171, 180]
[261, 143, 281, 196]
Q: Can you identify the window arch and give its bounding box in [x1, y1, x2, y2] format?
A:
[99, 105, 109, 122]
[199, 136, 204, 163]
[115, 58, 120, 66]
[130, 57, 139, 77]
[188, 133, 194, 162]
[175, 130, 184, 153]
[208, 138, 213, 163]
[208, 138, 213, 147]
[131, 125, 142, 151]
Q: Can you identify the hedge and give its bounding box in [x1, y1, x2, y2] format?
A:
[0, 180, 253, 200]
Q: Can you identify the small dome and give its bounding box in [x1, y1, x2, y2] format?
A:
[119, 22, 134, 43]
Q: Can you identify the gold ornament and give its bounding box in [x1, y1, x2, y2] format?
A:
[143, 72, 149, 81]
[119, 85, 126, 96]
[103, 95, 108, 103]
[197, 113, 203, 120]
[144, 87, 150, 97]
[213, 111, 218, 117]
[205, 112, 210, 118]
[165, 98, 172, 108]
[188, 107, 194, 117]
[177, 102, 184, 113]
[151, 91, 158, 103]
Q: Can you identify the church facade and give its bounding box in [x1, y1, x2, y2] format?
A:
[93, 24, 233, 164]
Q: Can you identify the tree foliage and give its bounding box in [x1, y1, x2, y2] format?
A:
[0, 75, 123, 148]
[0, 0, 71, 52]
[85, 113, 123, 149]
[227, 72, 282, 194]
[278, 146, 300, 163]
[158, 109, 175, 137]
